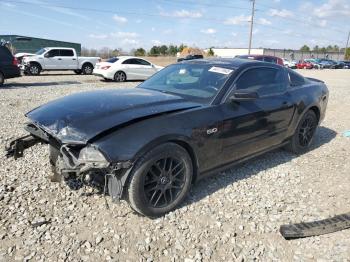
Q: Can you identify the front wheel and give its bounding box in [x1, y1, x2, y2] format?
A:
[28, 64, 41, 75]
[285, 110, 318, 154]
[127, 143, 193, 217]
[74, 70, 82, 75]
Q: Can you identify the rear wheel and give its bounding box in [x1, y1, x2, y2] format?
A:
[82, 64, 93, 75]
[127, 143, 193, 217]
[0, 72, 4, 86]
[114, 71, 126, 82]
[29, 63, 41, 75]
[285, 110, 318, 154]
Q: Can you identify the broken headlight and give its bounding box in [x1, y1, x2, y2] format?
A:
[78, 146, 108, 163]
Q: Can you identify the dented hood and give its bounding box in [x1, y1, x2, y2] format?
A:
[26, 88, 200, 144]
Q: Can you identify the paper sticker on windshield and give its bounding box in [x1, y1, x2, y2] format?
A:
[179, 69, 187, 74]
[208, 66, 233, 75]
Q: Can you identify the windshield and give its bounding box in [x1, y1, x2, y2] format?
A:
[35, 48, 47, 55]
[138, 63, 233, 103]
[106, 57, 119, 63]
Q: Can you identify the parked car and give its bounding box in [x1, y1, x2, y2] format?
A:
[282, 58, 297, 69]
[296, 60, 313, 69]
[333, 61, 345, 69]
[93, 56, 163, 82]
[340, 61, 350, 69]
[177, 54, 204, 62]
[0, 45, 21, 86]
[6, 58, 329, 217]
[21, 47, 100, 75]
[236, 55, 284, 66]
[315, 59, 339, 69]
[304, 59, 322, 69]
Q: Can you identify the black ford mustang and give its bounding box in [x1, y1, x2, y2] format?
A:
[6, 58, 328, 217]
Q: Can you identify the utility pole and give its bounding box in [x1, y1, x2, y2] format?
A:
[344, 30, 350, 60]
[248, 0, 256, 55]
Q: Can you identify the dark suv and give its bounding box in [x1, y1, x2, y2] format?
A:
[0, 46, 21, 86]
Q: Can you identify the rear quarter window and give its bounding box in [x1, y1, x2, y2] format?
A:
[288, 70, 305, 87]
[0, 46, 12, 60]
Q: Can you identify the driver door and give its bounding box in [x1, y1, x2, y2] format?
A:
[218, 66, 295, 164]
[43, 49, 60, 69]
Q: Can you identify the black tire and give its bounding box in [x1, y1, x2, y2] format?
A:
[0, 72, 4, 86]
[28, 63, 41, 75]
[114, 71, 126, 82]
[127, 143, 193, 217]
[74, 70, 82, 75]
[82, 64, 93, 75]
[285, 110, 318, 154]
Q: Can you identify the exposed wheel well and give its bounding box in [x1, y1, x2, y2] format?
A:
[30, 62, 42, 70]
[82, 62, 93, 69]
[309, 106, 320, 123]
[169, 140, 199, 183]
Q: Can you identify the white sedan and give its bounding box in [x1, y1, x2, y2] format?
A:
[93, 56, 163, 82]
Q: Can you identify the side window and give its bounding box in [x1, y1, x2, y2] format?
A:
[122, 59, 135, 65]
[47, 49, 59, 57]
[235, 68, 287, 96]
[288, 69, 305, 87]
[60, 49, 74, 56]
[136, 59, 151, 66]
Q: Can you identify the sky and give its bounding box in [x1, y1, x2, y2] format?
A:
[0, 0, 349, 51]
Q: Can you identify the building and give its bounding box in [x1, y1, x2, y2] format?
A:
[206, 48, 344, 61]
[0, 35, 81, 55]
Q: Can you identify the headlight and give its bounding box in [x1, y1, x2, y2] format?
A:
[78, 146, 107, 163]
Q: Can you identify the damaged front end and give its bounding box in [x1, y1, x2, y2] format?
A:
[5, 123, 133, 202]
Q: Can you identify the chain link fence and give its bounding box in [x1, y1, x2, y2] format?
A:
[264, 48, 344, 61]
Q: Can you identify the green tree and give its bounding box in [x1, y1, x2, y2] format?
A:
[326, 45, 333, 51]
[313, 45, 319, 52]
[345, 48, 350, 60]
[159, 45, 168, 55]
[168, 45, 178, 56]
[207, 48, 215, 56]
[134, 48, 146, 56]
[300, 45, 310, 52]
[149, 46, 160, 56]
[319, 47, 327, 53]
[333, 45, 340, 51]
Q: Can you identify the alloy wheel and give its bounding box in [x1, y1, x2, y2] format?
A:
[84, 66, 93, 74]
[115, 72, 126, 82]
[143, 157, 186, 208]
[298, 116, 316, 147]
[30, 65, 39, 75]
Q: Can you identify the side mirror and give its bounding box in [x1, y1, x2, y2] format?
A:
[44, 53, 50, 58]
[229, 90, 259, 102]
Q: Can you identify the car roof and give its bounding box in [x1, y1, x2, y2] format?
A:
[179, 57, 280, 70]
[116, 56, 150, 61]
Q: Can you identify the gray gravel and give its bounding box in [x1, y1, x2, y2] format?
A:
[0, 70, 350, 261]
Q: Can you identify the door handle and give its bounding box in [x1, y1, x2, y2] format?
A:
[72, 58, 76, 60]
[57, 58, 62, 60]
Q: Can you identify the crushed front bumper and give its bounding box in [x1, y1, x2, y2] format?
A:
[5, 125, 133, 201]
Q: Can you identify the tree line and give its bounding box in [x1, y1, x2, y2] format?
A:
[82, 44, 190, 59]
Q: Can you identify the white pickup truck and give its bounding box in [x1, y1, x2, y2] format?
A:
[22, 47, 100, 75]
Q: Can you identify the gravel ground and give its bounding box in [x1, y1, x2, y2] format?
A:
[0, 70, 350, 261]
